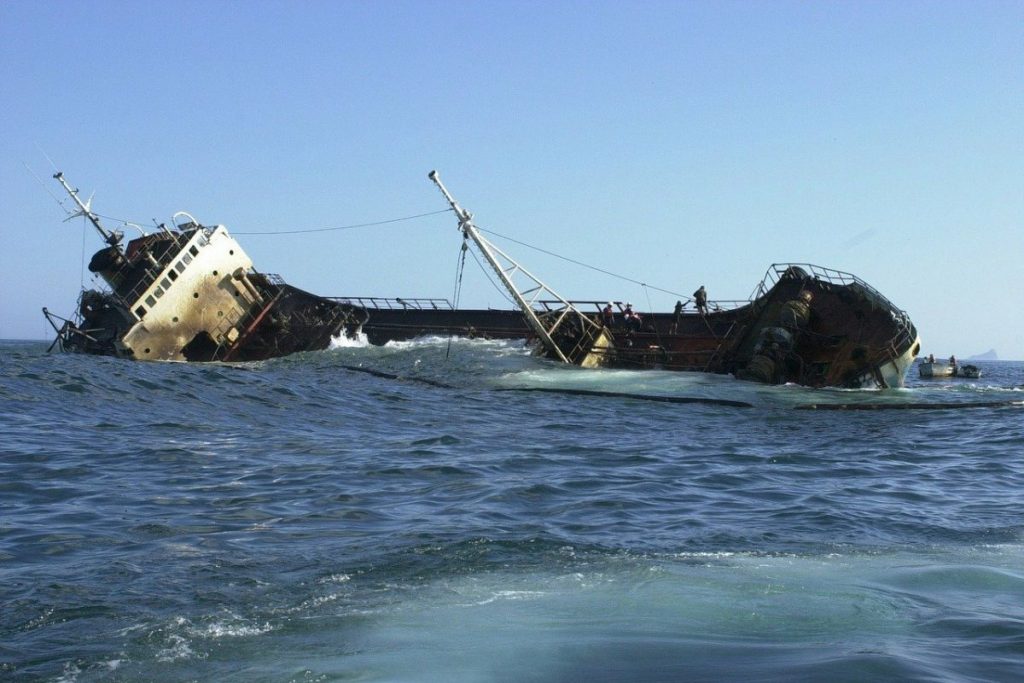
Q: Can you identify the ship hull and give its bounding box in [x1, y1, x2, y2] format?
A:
[339, 264, 920, 389]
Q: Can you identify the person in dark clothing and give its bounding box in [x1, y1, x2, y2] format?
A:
[694, 286, 708, 315]
[670, 300, 684, 333]
[601, 302, 615, 327]
[623, 303, 642, 331]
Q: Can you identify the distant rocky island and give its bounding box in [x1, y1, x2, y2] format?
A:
[967, 349, 998, 361]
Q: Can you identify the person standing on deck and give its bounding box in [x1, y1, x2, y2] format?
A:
[670, 300, 684, 333]
[694, 286, 708, 316]
[601, 302, 615, 327]
[623, 303, 642, 331]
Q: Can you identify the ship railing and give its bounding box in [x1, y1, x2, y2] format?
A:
[263, 273, 287, 286]
[753, 263, 918, 369]
[751, 263, 900, 308]
[327, 296, 455, 311]
[870, 309, 918, 368]
[753, 263, 912, 322]
[98, 232, 207, 318]
[65, 259, 157, 326]
[535, 299, 749, 314]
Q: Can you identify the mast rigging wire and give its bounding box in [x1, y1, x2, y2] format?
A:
[446, 238, 469, 360]
[78, 208, 455, 235]
[233, 209, 454, 235]
[477, 225, 690, 301]
[39, 170, 688, 305]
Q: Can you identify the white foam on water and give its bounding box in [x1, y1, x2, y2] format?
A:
[53, 661, 80, 683]
[317, 573, 352, 584]
[329, 329, 370, 348]
[322, 546, 1024, 681]
[155, 633, 197, 663]
[323, 335, 1021, 409]
[380, 334, 529, 354]
[198, 620, 273, 639]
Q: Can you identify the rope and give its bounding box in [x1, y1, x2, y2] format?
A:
[80, 219, 87, 289]
[466, 247, 517, 308]
[24, 161, 67, 210]
[234, 208, 453, 235]
[477, 225, 689, 299]
[642, 284, 666, 349]
[446, 238, 469, 360]
[83, 208, 453, 235]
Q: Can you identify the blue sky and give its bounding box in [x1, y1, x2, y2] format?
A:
[2, 1, 1021, 358]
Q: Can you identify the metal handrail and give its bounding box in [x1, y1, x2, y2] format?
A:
[751, 263, 900, 309]
[751, 263, 917, 366]
[535, 299, 749, 313]
[327, 296, 454, 311]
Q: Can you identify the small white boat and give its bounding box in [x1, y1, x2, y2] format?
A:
[918, 360, 981, 379]
[919, 361, 954, 378]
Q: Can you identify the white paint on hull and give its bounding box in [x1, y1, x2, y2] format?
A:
[121, 226, 260, 361]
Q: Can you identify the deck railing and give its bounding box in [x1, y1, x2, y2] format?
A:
[751, 263, 918, 366]
[535, 299, 749, 314]
[327, 296, 454, 311]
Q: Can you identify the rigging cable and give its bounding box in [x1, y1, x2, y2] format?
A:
[641, 284, 666, 351]
[75, 208, 454, 235]
[477, 225, 691, 302]
[80, 218, 87, 290]
[466, 247, 517, 308]
[446, 236, 469, 360]
[233, 208, 454, 235]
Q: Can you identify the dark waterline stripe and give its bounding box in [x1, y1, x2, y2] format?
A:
[340, 364, 455, 388]
[499, 387, 755, 408]
[796, 400, 1024, 410]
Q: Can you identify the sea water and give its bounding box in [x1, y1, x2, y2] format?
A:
[1, 338, 1022, 682]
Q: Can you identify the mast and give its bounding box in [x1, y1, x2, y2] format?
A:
[53, 172, 119, 246]
[428, 170, 612, 367]
[428, 170, 570, 362]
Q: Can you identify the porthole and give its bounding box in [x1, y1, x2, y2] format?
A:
[172, 316, 179, 323]
[144, 348, 151, 354]
[213, 270, 218, 276]
[193, 293, 199, 299]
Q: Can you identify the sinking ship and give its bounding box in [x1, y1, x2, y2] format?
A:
[43, 172, 365, 361]
[43, 170, 920, 388]
[334, 171, 921, 389]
